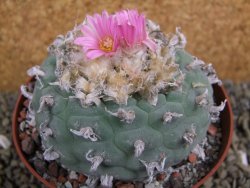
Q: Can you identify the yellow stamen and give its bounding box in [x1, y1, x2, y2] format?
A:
[99, 36, 114, 52]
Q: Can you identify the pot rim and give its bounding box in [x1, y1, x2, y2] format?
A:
[12, 78, 234, 188]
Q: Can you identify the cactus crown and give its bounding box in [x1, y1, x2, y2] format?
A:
[48, 10, 185, 106]
[21, 9, 224, 186]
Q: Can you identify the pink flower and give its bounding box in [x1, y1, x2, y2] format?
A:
[115, 10, 156, 51]
[74, 11, 120, 60]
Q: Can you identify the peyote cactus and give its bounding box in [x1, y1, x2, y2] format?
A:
[21, 10, 226, 187]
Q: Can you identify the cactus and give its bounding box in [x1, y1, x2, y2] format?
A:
[22, 10, 224, 185]
[30, 49, 213, 181]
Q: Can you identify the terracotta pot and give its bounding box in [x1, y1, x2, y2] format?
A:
[12, 79, 233, 188]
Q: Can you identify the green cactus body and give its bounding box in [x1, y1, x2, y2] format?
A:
[31, 49, 213, 181]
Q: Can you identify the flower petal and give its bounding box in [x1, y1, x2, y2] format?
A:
[74, 37, 99, 48]
[142, 38, 157, 52]
[75, 11, 121, 60]
[81, 25, 99, 39]
[115, 9, 156, 51]
[86, 50, 105, 59]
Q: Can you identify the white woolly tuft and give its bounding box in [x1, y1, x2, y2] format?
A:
[163, 112, 183, 123]
[100, 175, 113, 188]
[27, 65, 45, 88]
[26, 107, 36, 127]
[40, 121, 53, 139]
[192, 82, 207, 88]
[70, 127, 99, 142]
[134, 140, 145, 157]
[192, 144, 206, 161]
[195, 89, 209, 107]
[43, 146, 60, 161]
[85, 176, 99, 188]
[186, 57, 205, 70]
[183, 125, 197, 145]
[37, 95, 54, 113]
[210, 100, 227, 122]
[105, 108, 135, 124]
[201, 63, 222, 85]
[140, 156, 166, 183]
[20, 85, 33, 100]
[85, 150, 104, 172]
[27, 65, 45, 77]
